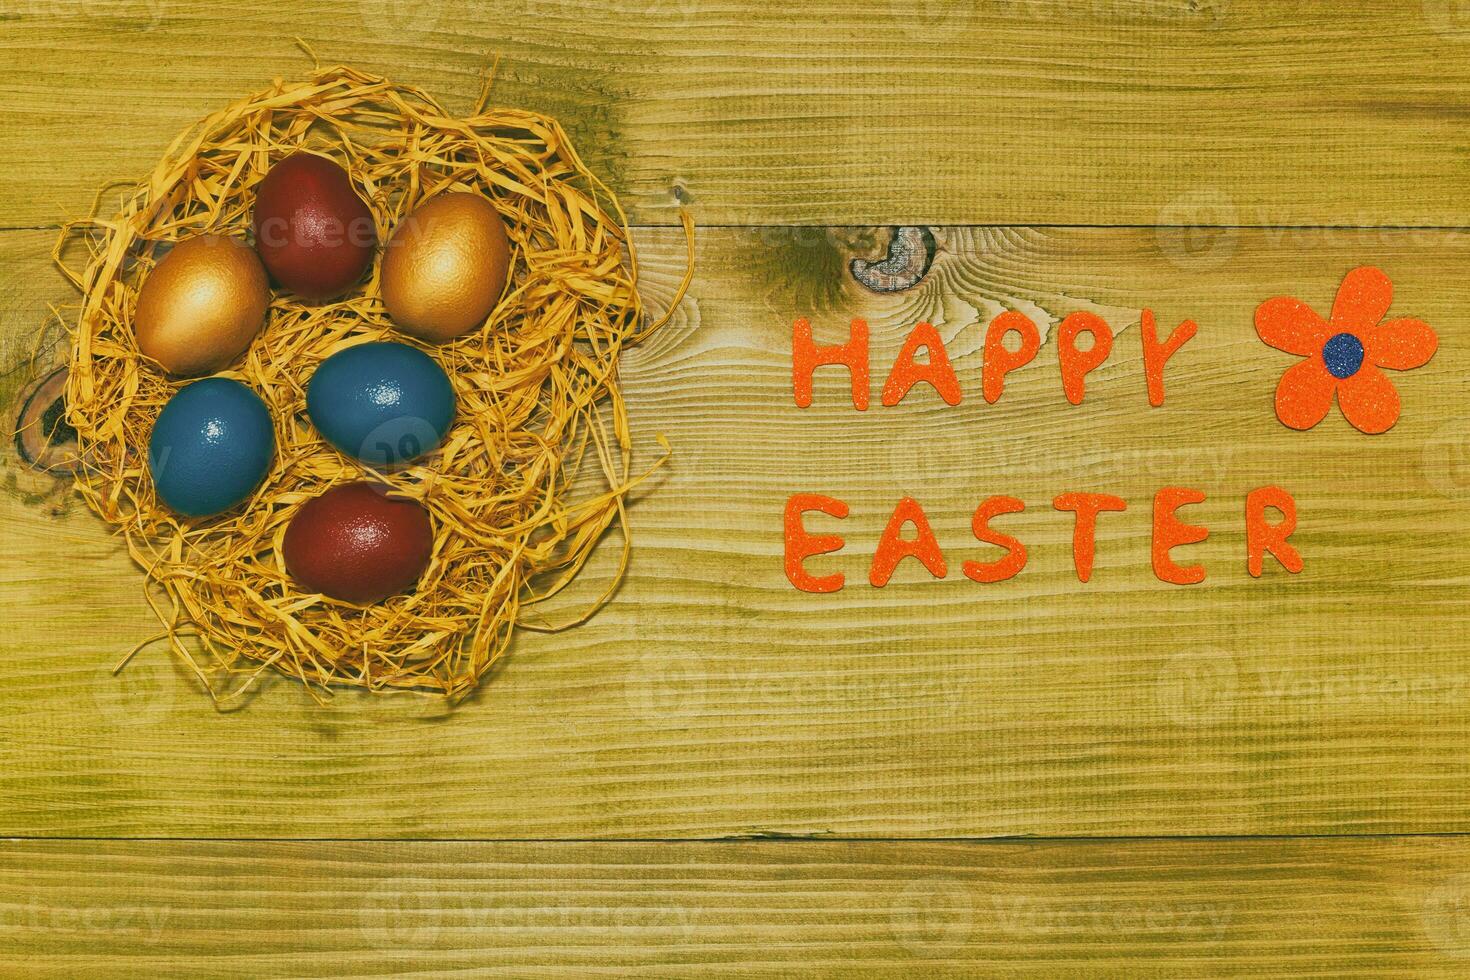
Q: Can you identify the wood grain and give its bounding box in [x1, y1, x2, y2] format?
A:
[4, 1, 1470, 228]
[8, 3, 1470, 972]
[3, 224, 1468, 839]
[4, 837, 1470, 976]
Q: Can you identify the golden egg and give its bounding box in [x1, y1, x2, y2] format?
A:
[135, 235, 270, 375]
[380, 193, 510, 343]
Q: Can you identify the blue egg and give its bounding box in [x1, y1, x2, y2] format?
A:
[306, 342, 455, 467]
[149, 378, 274, 517]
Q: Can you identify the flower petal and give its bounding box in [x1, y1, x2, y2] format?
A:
[1255, 296, 1330, 355]
[1274, 358, 1336, 431]
[1366, 317, 1438, 371]
[1331, 266, 1393, 332]
[1336, 364, 1400, 434]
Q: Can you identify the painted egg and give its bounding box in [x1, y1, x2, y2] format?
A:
[252, 152, 377, 300]
[149, 378, 274, 517]
[135, 235, 270, 376]
[305, 341, 455, 467]
[282, 481, 434, 603]
[380, 192, 510, 343]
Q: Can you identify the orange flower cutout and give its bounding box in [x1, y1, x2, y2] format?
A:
[1255, 266, 1437, 434]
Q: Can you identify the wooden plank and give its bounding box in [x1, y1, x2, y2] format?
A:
[3, 837, 1470, 976]
[5, 1, 1470, 228]
[3, 224, 1469, 839]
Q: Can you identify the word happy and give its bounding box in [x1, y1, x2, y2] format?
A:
[792, 311, 1196, 411]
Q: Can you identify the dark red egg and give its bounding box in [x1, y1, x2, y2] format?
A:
[283, 482, 433, 604]
[252, 152, 377, 300]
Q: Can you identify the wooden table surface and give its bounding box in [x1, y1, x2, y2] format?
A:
[4, 1, 1470, 975]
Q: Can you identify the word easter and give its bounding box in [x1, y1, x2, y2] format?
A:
[785, 312, 1305, 592]
[784, 489, 1303, 593]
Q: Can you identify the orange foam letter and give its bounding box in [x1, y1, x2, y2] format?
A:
[882, 321, 962, 407]
[1052, 493, 1127, 583]
[793, 317, 870, 410]
[1152, 487, 1209, 585]
[785, 493, 849, 593]
[1141, 309, 1198, 408]
[870, 496, 948, 587]
[1057, 311, 1114, 405]
[1246, 485, 1303, 577]
[964, 495, 1027, 583]
[982, 311, 1041, 404]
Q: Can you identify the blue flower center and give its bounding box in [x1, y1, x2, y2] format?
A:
[1322, 332, 1364, 379]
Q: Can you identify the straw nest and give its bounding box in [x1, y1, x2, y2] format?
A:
[57, 62, 692, 702]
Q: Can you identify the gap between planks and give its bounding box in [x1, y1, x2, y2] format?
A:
[12, 224, 1470, 234]
[9, 834, 1470, 844]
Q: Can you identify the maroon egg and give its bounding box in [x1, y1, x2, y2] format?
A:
[283, 482, 433, 604]
[252, 152, 377, 300]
